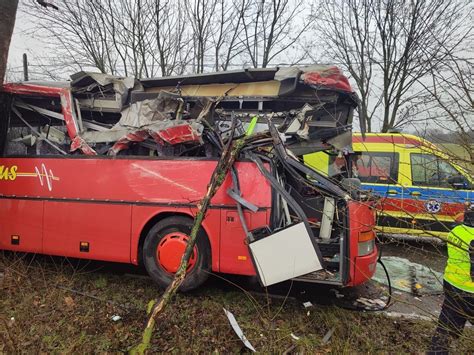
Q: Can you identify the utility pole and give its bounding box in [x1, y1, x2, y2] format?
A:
[23, 53, 28, 81]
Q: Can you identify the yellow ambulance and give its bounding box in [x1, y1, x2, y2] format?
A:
[305, 133, 473, 238]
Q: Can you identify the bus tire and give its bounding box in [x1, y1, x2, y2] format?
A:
[143, 216, 211, 292]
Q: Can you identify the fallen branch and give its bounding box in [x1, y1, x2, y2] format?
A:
[131, 119, 257, 354]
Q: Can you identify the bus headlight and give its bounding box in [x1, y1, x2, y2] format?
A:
[358, 231, 375, 256]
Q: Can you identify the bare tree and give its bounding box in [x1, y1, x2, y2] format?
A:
[416, 52, 474, 170]
[241, 0, 311, 68]
[24, 0, 117, 74]
[314, 0, 470, 132]
[25, 0, 196, 77]
[0, 0, 19, 84]
[211, 0, 247, 71]
[151, 1, 192, 76]
[313, 0, 378, 132]
[185, 0, 218, 73]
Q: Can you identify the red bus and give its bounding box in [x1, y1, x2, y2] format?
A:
[0, 66, 377, 291]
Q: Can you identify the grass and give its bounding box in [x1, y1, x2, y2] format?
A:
[1, 252, 473, 353]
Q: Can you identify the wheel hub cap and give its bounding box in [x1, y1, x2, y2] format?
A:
[156, 232, 197, 274]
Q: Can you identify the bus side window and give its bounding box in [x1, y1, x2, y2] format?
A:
[4, 105, 68, 157]
[355, 152, 399, 184]
[411, 153, 459, 187]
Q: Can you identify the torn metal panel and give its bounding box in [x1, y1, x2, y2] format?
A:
[81, 129, 128, 143]
[148, 122, 203, 145]
[71, 136, 97, 155]
[70, 72, 136, 94]
[108, 121, 203, 156]
[113, 95, 181, 129]
[301, 65, 353, 93]
[60, 89, 96, 155]
[223, 308, 256, 352]
[13, 100, 65, 121]
[267, 120, 350, 199]
[283, 103, 313, 137]
[70, 71, 141, 113]
[327, 131, 353, 152]
[2, 83, 97, 156]
[141, 67, 277, 88]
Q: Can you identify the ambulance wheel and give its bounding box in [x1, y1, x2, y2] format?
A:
[143, 216, 211, 292]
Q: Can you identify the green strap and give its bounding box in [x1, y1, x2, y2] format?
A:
[245, 116, 258, 136]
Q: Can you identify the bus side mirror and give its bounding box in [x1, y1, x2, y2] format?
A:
[448, 175, 470, 190]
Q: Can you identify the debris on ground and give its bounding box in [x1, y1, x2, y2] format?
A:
[373, 256, 443, 295]
[382, 311, 434, 322]
[355, 297, 387, 309]
[290, 333, 300, 341]
[223, 308, 256, 352]
[64, 296, 75, 308]
[321, 327, 335, 345]
[330, 288, 345, 298]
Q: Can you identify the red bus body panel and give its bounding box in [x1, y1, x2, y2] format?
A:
[347, 201, 378, 286]
[0, 157, 271, 275]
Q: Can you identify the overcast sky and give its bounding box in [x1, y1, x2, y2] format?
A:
[7, 7, 39, 81]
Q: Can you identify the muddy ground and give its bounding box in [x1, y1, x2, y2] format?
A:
[1, 237, 472, 353]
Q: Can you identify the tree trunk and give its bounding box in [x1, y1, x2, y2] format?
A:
[0, 0, 19, 84]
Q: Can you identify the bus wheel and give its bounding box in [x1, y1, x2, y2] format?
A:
[143, 216, 210, 292]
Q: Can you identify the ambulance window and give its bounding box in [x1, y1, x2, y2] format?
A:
[411, 154, 459, 187]
[354, 152, 399, 184]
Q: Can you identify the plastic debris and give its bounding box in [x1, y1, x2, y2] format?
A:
[356, 297, 386, 308]
[303, 301, 313, 308]
[321, 327, 335, 345]
[111, 315, 122, 322]
[290, 333, 300, 341]
[223, 308, 256, 352]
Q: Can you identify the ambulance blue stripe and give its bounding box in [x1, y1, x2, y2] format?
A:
[360, 183, 471, 203]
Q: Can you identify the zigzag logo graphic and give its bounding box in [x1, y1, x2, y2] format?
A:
[34, 164, 58, 191]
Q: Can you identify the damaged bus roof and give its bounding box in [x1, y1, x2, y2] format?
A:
[0, 65, 361, 157]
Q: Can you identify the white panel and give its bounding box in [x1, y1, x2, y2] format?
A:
[320, 197, 335, 240]
[249, 222, 323, 286]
